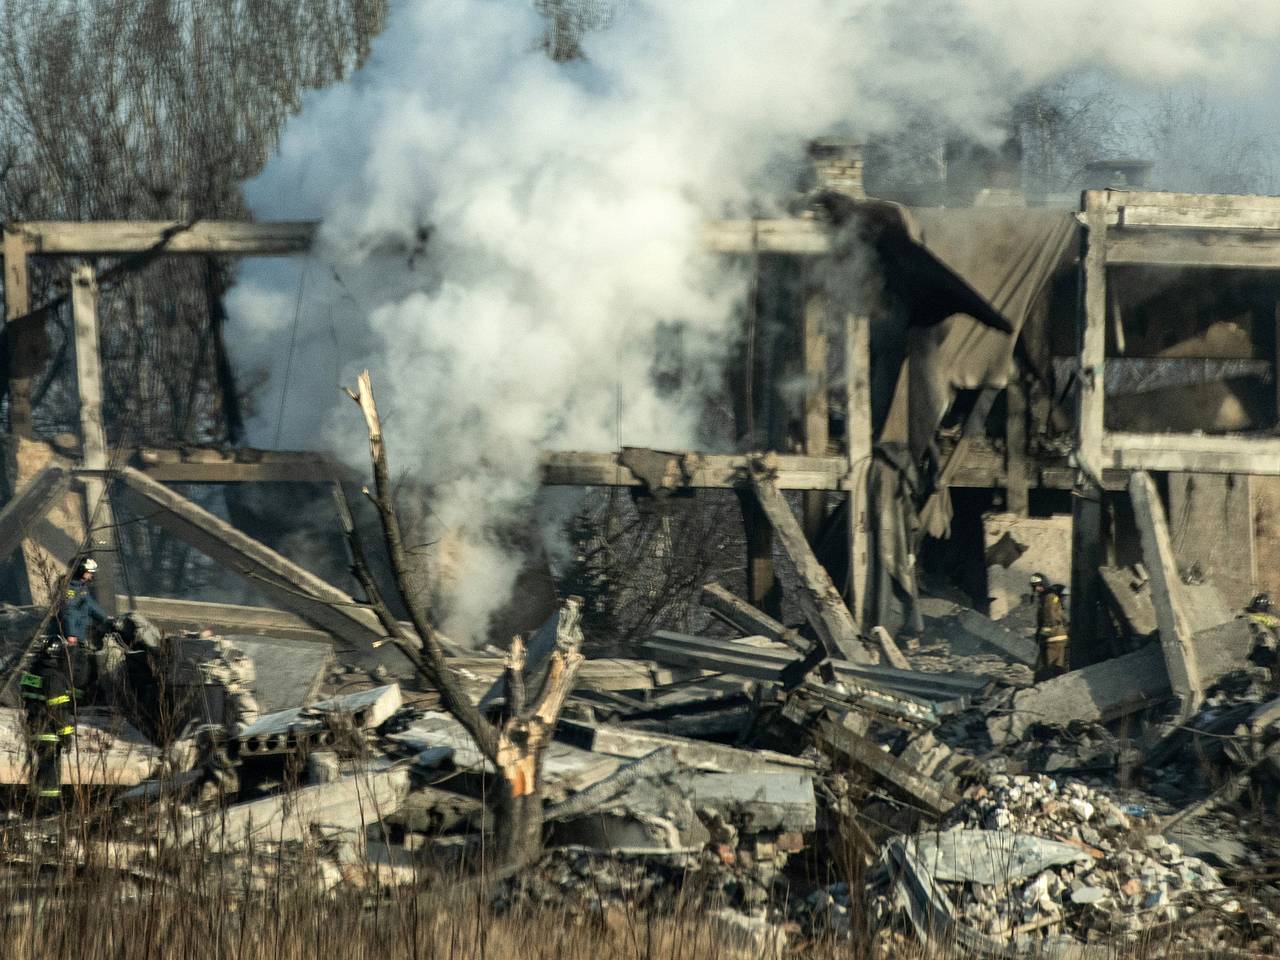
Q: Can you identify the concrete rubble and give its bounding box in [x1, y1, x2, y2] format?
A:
[2, 512, 1280, 959]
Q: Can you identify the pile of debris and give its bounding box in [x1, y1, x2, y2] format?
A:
[4, 537, 1280, 960]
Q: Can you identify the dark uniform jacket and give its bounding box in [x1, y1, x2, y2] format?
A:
[1036, 590, 1068, 639]
[56, 578, 109, 642]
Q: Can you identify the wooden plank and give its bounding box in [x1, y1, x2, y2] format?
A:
[1004, 374, 1029, 516]
[0, 466, 69, 560]
[3, 228, 35, 436]
[1107, 189, 1280, 228]
[10, 220, 318, 256]
[540, 450, 849, 490]
[1079, 192, 1108, 480]
[70, 266, 118, 615]
[700, 219, 832, 254]
[113, 466, 406, 672]
[700, 581, 808, 653]
[845, 311, 873, 626]
[1105, 231, 1280, 269]
[1129, 471, 1203, 717]
[135, 446, 350, 483]
[1104, 433, 1280, 475]
[750, 471, 872, 663]
[801, 288, 829, 544]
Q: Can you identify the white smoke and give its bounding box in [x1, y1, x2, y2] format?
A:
[227, 0, 1280, 641]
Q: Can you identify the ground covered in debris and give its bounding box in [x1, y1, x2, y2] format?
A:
[2, 573, 1280, 960]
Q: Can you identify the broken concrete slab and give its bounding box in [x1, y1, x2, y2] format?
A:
[556, 719, 817, 774]
[387, 710, 624, 801]
[0, 707, 161, 786]
[550, 810, 703, 856]
[903, 830, 1093, 886]
[237, 684, 402, 756]
[988, 617, 1258, 744]
[684, 771, 816, 833]
[919, 599, 1038, 667]
[221, 635, 329, 714]
[178, 765, 410, 852]
[1098, 565, 1158, 640]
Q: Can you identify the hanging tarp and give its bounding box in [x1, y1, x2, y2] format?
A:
[902, 207, 1078, 462]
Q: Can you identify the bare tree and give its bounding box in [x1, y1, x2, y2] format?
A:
[344, 370, 583, 867]
[0, 0, 386, 594]
[1137, 88, 1277, 195]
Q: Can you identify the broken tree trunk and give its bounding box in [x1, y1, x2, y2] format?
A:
[343, 370, 583, 867]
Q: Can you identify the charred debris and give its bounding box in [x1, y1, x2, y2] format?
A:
[4, 149, 1280, 955]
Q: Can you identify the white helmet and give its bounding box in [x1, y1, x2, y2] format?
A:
[81, 558, 98, 574]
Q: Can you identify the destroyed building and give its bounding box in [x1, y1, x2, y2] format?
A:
[1, 131, 1280, 957]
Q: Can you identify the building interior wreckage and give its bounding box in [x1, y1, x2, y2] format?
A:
[5, 131, 1280, 958]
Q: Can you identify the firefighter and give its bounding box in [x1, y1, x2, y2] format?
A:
[22, 558, 117, 808]
[56, 558, 112, 650]
[19, 636, 76, 807]
[1032, 572, 1069, 683]
[1245, 593, 1280, 682]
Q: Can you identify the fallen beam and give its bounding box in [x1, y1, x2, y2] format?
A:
[1129, 472, 1203, 716]
[700, 581, 808, 652]
[988, 617, 1255, 744]
[555, 719, 817, 774]
[640, 631, 983, 705]
[12, 220, 319, 256]
[113, 467, 410, 673]
[815, 719, 956, 817]
[0, 466, 70, 559]
[750, 471, 871, 662]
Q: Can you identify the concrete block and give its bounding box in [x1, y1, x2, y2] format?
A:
[684, 771, 816, 833]
[179, 765, 409, 852]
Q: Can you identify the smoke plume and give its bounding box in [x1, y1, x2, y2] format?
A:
[227, 0, 1280, 641]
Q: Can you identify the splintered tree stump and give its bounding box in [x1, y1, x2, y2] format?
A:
[343, 369, 583, 866]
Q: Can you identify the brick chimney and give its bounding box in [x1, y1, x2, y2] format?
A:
[808, 138, 866, 199]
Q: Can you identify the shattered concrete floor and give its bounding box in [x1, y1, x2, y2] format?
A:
[1, 574, 1279, 959]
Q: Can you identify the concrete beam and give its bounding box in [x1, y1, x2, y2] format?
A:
[113, 467, 410, 673]
[750, 471, 871, 663]
[1129, 472, 1203, 717]
[0, 466, 69, 560]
